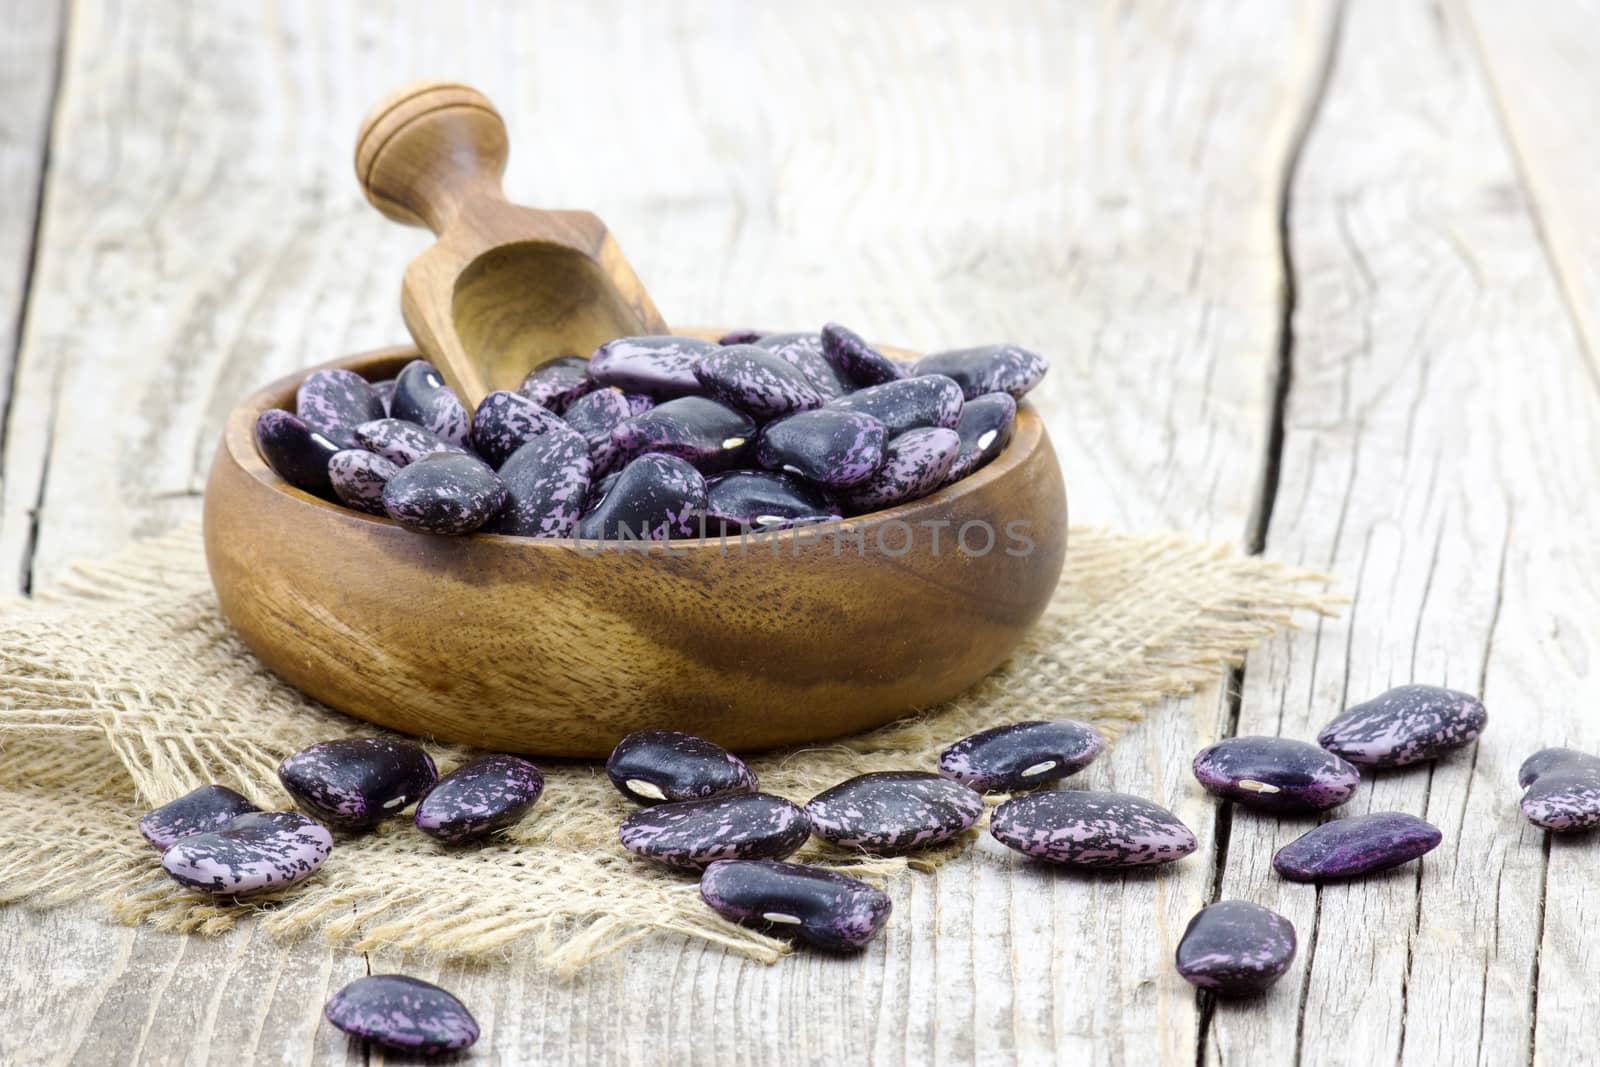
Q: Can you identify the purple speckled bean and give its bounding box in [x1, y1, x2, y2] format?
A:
[516, 355, 593, 412]
[828, 375, 964, 437]
[353, 418, 467, 467]
[277, 738, 439, 831]
[486, 425, 592, 538]
[694, 345, 826, 419]
[1175, 900, 1297, 996]
[1518, 748, 1600, 831]
[820, 323, 906, 387]
[328, 449, 400, 516]
[989, 790, 1198, 868]
[470, 389, 570, 468]
[296, 368, 386, 448]
[587, 335, 718, 398]
[609, 396, 756, 472]
[389, 360, 470, 446]
[840, 427, 960, 513]
[138, 784, 258, 852]
[1317, 685, 1487, 767]
[324, 975, 479, 1055]
[255, 410, 341, 499]
[755, 409, 887, 489]
[414, 755, 545, 843]
[161, 811, 332, 897]
[699, 859, 892, 951]
[937, 720, 1104, 793]
[913, 343, 1048, 400]
[574, 453, 708, 541]
[703, 470, 840, 533]
[754, 332, 849, 399]
[606, 729, 758, 804]
[719, 328, 766, 345]
[619, 793, 810, 869]
[805, 772, 983, 855]
[1272, 811, 1442, 881]
[564, 387, 634, 473]
[944, 392, 1017, 483]
[1191, 736, 1360, 814]
[372, 379, 396, 416]
[382, 453, 507, 535]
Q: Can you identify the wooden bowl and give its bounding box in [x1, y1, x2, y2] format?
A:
[203, 336, 1068, 757]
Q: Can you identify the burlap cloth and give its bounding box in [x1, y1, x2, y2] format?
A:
[0, 523, 1335, 974]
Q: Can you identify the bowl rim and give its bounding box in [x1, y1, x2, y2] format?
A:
[223, 333, 1047, 551]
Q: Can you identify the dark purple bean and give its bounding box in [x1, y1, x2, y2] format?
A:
[619, 793, 810, 869]
[827, 375, 964, 438]
[1518, 748, 1600, 831]
[587, 335, 717, 398]
[414, 755, 545, 843]
[937, 720, 1103, 792]
[277, 738, 439, 831]
[328, 449, 400, 516]
[574, 454, 707, 541]
[160, 811, 332, 897]
[1317, 685, 1487, 767]
[606, 729, 757, 804]
[755, 409, 887, 489]
[610, 396, 756, 472]
[563, 387, 634, 473]
[840, 427, 960, 513]
[700, 859, 891, 951]
[1272, 811, 1442, 881]
[989, 790, 1198, 868]
[390, 360, 470, 446]
[753, 332, 849, 399]
[324, 975, 479, 1055]
[516, 355, 593, 412]
[255, 410, 340, 499]
[944, 392, 1017, 482]
[820, 323, 906, 388]
[138, 784, 258, 852]
[1191, 736, 1360, 814]
[694, 345, 826, 419]
[382, 453, 507, 536]
[372, 379, 396, 416]
[913, 343, 1048, 400]
[485, 426, 592, 538]
[296, 369, 386, 448]
[469, 389, 569, 468]
[718, 328, 766, 345]
[805, 772, 983, 854]
[353, 418, 467, 467]
[703, 470, 840, 532]
[1175, 901, 1297, 996]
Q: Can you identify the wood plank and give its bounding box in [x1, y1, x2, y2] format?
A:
[1208, 1, 1600, 1064]
[0, 0, 1332, 1063]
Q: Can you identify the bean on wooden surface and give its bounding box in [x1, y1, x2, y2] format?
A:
[989, 790, 1198, 868]
[805, 771, 983, 854]
[1191, 736, 1360, 814]
[618, 793, 810, 869]
[937, 719, 1104, 792]
[1272, 811, 1442, 881]
[1317, 684, 1487, 767]
[324, 975, 479, 1055]
[1175, 900, 1297, 996]
[699, 859, 892, 951]
[1518, 747, 1600, 831]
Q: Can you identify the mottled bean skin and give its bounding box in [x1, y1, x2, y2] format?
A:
[828, 375, 964, 437]
[1272, 811, 1442, 881]
[1317, 685, 1487, 767]
[609, 396, 757, 472]
[372, 379, 396, 415]
[563, 387, 634, 473]
[390, 360, 470, 446]
[486, 426, 592, 538]
[254, 410, 340, 499]
[944, 392, 1017, 483]
[756, 409, 888, 489]
[805, 772, 983, 854]
[574, 454, 708, 541]
[703, 471, 840, 532]
[937, 720, 1104, 792]
[606, 729, 758, 804]
[161, 811, 333, 897]
[587, 335, 718, 398]
[820, 323, 907, 387]
[1175, 900, 1297, 996]
[718, 328, 766, 345]
[516, 355, 593, 412]
[619, 793, 810, 869]
[278, 738, 440, 830]
[989, 790, 1198, 868]
[700, 859, 892, 951]
[912, 343, 1048, 400]
[694, 344, 826, 418]
[840, 427, 960, 513]
[470, 389, 570, 468]
[1191, 736, 1361, 814]
[382, 453, 508, 536]
[324, 975, 479, 1055]
[296, 368, 386, 448]
[138, 784, 258, 852]
[352, 418, 467, 467]
[1518, 747, 1600, 831]
[328, 449, 400, 515]
[414, 755, 545, 843]
[754, 332, 849, 399]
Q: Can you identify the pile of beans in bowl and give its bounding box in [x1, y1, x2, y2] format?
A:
[253, 325, 1047, 539]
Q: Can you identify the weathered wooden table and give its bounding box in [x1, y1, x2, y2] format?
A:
[3, 2, 1596, 1063]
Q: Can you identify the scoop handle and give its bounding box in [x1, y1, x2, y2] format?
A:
[355, 81, 509, 233]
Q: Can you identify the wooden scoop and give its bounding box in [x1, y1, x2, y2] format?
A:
[355, 81, 667, 411]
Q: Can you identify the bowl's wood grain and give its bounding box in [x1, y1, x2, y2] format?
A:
[204, 339, 1067, 756]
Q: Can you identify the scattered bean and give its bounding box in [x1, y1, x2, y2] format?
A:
[989, 790, 1197, 867]
[1191, 736, 1360, 814]
[805, 771, 983, 854]
[606, 729, 757, 804]
[1518, 747, 1600, 831]
[138, 784, 258, 852]
[1272, 811, 1441, 881]
[619, 793, 810, 869]
[414, 754, 545, 843]
[937, 719, 1103, 792]
[161, 811, 333, 896]
[1175, 901, 1297, 996]
[1317, 685, 1487, 767]
[700, 859, 892, 951]
[324, 975, 479, 1055]
[277, 738, 439, 831]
